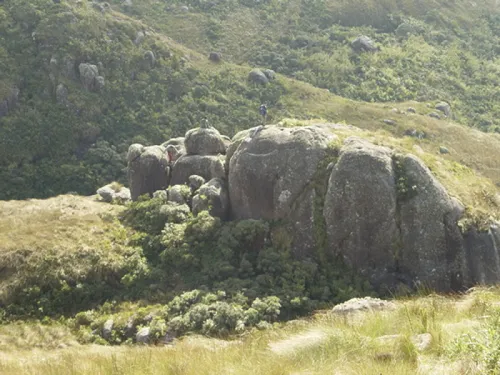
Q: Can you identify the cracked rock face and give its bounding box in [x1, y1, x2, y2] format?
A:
[324, 138, 467, 292]
[127, 144, 170, 200]
[324, 138, 398, 287]
[228, 125, 337, 258]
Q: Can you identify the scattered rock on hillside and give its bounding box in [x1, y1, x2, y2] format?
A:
[179, 5, 189, 12]
[97, 184, 131, 203]
[435, 102, 451, 117]
[407, 107, 417, 114]
[192, 178, 229, 219]
[56, 84, 69, 105]
[383, 119, 396, 125]
[79, 63, 104, 92]
[144, 51, 156, 69]
[185, 127, 226, 155]
[248, 69, 269, 84]
[439, 146, 449, 154]
[429, 112, 441, 119]
[127, 144, 170, 201]
[351, 35, 378, 52]
[136, 327, 150, 344]
[332, 297, 396, 315]
[102, 319, 114, 340]
[404, 129, 426, 139]
[209, 52, 222, 62]
[229, 125, 337, 258]
[263, 69, 276, 81]
[134, 31, 145, 45]
[324, 138, 399, 286]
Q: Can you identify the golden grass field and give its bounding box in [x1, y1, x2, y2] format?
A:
[2, 288, 500, 375]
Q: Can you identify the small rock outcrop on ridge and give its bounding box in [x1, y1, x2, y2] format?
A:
[124, 122, 500, 294]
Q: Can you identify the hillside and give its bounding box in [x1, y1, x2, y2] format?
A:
[3, 289, 500, 374]
[0, 0, 499, 199]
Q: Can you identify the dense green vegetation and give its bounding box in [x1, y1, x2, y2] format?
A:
[0, 0, 499, 199]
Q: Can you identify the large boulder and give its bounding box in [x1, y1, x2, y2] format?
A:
[463, 223, 500, 285]
[162, 137, 186, 163]
[127, 144, 170, 201]
[229, 125, 337, 258]
[192, 178, 229, 219]
[248, 69, 269, 84]
[397, 155, 467, 291]
[185, 128, 226, 156]
[351, 36, 378, 52]
[78, 63, 104, 92]
[435, 102, 452, 118]
[324, 138, 399, 287]
[170, 155, 225, 186]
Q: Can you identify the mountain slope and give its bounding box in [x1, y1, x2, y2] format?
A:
[0, 0, 498, 201]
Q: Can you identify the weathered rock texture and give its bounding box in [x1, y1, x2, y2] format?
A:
[228, 125, 337, 258]
[324, 138, 398, 286]
[125, 123, 499, 293]
[127, 144, 170, 200]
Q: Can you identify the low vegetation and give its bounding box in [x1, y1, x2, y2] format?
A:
[2, 288, 500, 374]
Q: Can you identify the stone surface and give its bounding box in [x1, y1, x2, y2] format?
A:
[136, 327, 150, 344]
[127, 144, 170, 201]
[351, 35, 378, 52]
[184, 127, 226, 156]
[248, 69, 269, 84]
[332, 297, 396, 315]
[229, 125, 337, 258]
[324, 138, 399, 286]
[170, 155, 225, 186]
[398, 155, 467, 291]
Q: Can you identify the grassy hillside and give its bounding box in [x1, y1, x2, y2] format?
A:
[2, 288, 500, 374]
[0, 0, 499, 199]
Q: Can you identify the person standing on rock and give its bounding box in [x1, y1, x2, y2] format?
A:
[201, 118, 211, 129]
[259, 104, 267, 125]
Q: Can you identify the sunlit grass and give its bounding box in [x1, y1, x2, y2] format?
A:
[2, 288, 500, 375]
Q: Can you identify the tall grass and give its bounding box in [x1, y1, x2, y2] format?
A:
[2, 288, 500, 375]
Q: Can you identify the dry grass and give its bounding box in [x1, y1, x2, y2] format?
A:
[0, 195, 123, 252]
[2, 288, 500, 375]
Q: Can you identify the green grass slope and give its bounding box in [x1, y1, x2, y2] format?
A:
[0, 0, 499, 199]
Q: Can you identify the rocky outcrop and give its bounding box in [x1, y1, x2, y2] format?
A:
[170, 155, 225, 186]
[127, 144, 170, 200]
[228, 125, 337, 258]
[324, 138, 398, 286]
[248, 69, 269, 84]
[351, 36, 378, 52]
[435, 102, 452, 118]
[464, 223, 500, 285]
[185, 127, 226, 156]
[97, 183, 131, 203]
[125, 123, 499, 292]
[397, 155, 467, 291]
[79, 63, 105, 92]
